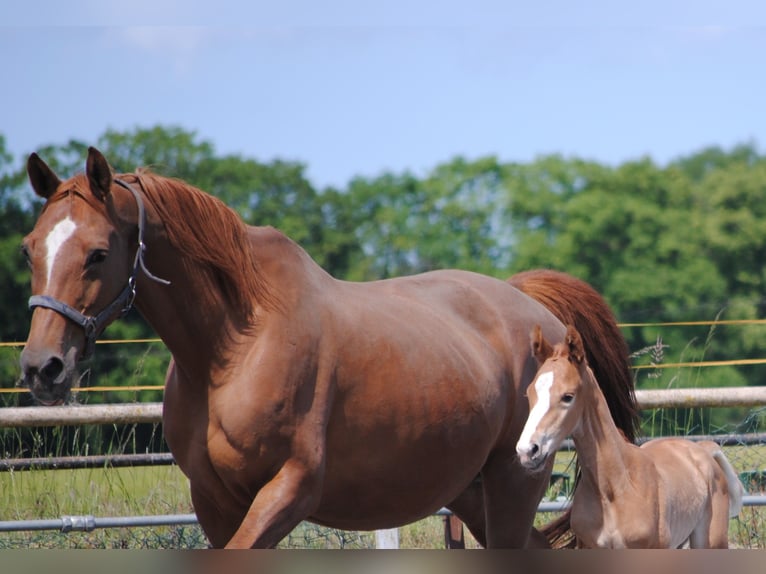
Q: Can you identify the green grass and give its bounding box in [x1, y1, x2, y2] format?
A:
[0, 453, 763, 549]
[0, 463, 482, 549]
[0, 465, 206, 549]
[0, 466, 190, 519]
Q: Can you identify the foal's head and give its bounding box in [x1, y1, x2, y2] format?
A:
[516, 324, 589, 472]
[19, 148, 137, 405]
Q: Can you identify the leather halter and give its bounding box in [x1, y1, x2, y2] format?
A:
[28, 178, 170, 361]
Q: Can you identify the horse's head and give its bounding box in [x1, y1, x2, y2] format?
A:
[20, 147, 139, 405]
[516, 324, 588, 472]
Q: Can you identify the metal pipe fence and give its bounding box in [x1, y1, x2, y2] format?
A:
[0, 514, 198, 533]
[4, 495, 766, 535]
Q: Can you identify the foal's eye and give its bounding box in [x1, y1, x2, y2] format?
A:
[85, 249, 108, 267]
[561, 393, 575, 404]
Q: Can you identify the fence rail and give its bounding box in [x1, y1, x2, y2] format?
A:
[0, 453, 176, 472]
[635, 386, 766, 409]
[3, 496, 766, 535]
[0, 403, 163, 427]
[2, 386, 766, 429]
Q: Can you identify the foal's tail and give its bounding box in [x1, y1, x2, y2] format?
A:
[509, 269, 640, 547]
[708, 445, 745, 518]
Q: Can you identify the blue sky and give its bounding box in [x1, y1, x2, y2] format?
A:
[2, 1, 766, 189]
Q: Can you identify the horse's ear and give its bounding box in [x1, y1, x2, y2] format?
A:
[530, 324, 553, 365]
[565, 325, 585, 365]
[85, 147, 113, 201]
[27, 153, 62, 199]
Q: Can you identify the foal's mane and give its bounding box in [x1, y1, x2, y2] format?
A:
[118, 170, 277, 316]
[552, 339, 631, 442]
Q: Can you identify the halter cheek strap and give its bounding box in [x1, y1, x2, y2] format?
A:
[28, 178, 170, 361]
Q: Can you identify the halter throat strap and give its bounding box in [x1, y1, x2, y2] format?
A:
[28, 178, 170, 361]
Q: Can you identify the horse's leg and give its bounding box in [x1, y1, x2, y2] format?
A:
[224, 458, 323, 549]
[446, 479, 487, 547]
[527, 527, 553, 548]
[190, 484, 243, 549]
[480, 448, 552, 548]
[446, 479, 550, 549]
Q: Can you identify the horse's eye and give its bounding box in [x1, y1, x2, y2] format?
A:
[85, 249, 108, 267]
[561, 393, 575, 404]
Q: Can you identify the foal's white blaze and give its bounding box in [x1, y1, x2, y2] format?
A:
[44, 216, 77, 288]
[517, 370, 554, 453]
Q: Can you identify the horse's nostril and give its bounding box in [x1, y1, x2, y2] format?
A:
[529, 443, 540, 457]
[40, 356, 65, 383]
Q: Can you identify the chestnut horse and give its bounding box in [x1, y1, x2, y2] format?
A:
[517, 325, 744, 548]
[20, 147, 638, 548]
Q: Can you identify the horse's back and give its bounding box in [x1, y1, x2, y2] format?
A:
[641, 438, 721, 483]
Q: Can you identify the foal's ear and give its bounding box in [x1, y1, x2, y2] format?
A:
[565, 325, 585, 365]
[27, 153, 62, 199]
[530, 324, 554, 364]
[85, 147, 113, 201]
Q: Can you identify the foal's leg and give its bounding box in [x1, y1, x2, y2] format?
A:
[690, 497, 730, 548]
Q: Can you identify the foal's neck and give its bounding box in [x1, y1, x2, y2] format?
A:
[571, 369, 634, 490]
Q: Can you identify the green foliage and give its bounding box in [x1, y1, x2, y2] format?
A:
[2, 125, 766, 432]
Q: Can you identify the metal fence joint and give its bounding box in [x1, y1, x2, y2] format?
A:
[61, 515, 96, 533]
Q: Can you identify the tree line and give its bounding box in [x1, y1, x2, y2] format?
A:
[1, 126, 765, 421]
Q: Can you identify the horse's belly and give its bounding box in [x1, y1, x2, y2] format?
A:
[310, 421, 495, 529]
[310, 469, 479, 530]
[308, 356, 513, 529]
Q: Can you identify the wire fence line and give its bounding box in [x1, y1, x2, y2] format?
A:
[2, 318, 763, 349]
[1, 357, 765, 395]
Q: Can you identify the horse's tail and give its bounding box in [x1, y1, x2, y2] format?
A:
[508, 269, 640, 548]
[706, 444, 745, 518]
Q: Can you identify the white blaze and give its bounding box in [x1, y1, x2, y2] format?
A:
[44, 216, 77, 287]
[517, 370, 554, 450]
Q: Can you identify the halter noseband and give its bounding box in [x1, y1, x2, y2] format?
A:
[28, 178, 170, 361]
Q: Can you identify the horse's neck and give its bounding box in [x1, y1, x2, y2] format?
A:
[134, 259, 236, 379]
[134, 225, 321, 380]
[571, 370, 635, 494]
[133, 234, 249, 379]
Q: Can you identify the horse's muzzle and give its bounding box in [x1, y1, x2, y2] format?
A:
[516, 440, 550, 472]
[19, 347, 76, 406]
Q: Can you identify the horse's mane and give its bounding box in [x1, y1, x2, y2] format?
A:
[510, 269, 639, 441]
[118, 170, 277, 317]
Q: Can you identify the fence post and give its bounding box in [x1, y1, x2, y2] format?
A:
[374, 528, 399, 549]
[443, 515, 465, 549]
